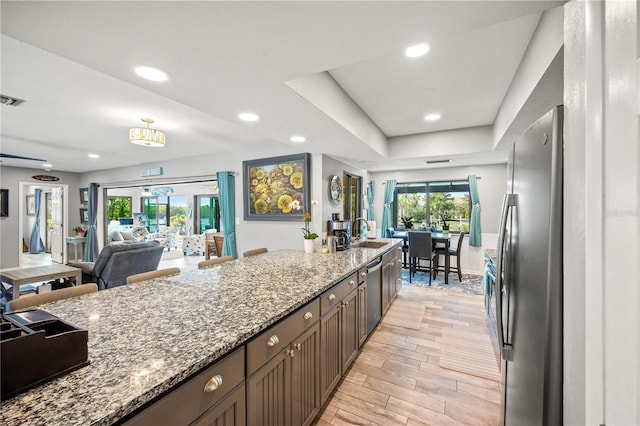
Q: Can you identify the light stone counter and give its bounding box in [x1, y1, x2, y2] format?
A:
[0, 240, 401, 425]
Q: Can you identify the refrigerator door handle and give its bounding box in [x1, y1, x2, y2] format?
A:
[496, 193, 516, 361]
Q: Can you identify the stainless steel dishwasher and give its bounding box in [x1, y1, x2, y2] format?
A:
[366, 257, 383, 335]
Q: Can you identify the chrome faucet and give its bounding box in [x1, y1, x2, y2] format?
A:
[352, 217, 370, 241]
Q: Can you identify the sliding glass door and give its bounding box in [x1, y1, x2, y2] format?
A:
[196, 195, 220, 233]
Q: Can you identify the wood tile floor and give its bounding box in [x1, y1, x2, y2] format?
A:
[317, 285, 503, 426]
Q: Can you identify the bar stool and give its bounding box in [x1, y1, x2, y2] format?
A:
[434, 232, 467, 282]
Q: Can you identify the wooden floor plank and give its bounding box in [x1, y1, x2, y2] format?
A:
[321, 285, 503, 426]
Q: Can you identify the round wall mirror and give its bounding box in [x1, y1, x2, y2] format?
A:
[329, 175, 343, 205]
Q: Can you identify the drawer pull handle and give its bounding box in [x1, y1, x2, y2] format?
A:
[349, 280, 355, 286]
[360, 272, 366, 277]
[267, 335, 279, 347]
[204, 375, 223, 392]
[303, 311, 313, 320]
[328, 294, 336, 301]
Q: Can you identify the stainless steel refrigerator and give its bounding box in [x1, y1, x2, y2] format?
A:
[496, 105, 563, 425]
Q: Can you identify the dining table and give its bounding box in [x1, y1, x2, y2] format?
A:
[393, 230, 452, 284]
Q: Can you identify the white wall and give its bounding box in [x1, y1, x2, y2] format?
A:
[0, 166, 81, 268]
[564, 1, 639, 424]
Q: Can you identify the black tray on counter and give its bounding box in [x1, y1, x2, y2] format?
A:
[1, 309, 89, 399]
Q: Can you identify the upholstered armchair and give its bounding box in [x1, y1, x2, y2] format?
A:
[149, 227, 179, 251]
[182, 234, 205, 256]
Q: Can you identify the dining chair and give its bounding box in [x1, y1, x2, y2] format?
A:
[5, 283, 98, 312]
[243, 247, 268, 258]
[434, 231, 467, 282]
[127, 267, 181, 284]
[408, 231, 436, 285]
[204, 232, 217, 260]
[198, 256, 233, 269]
[213, 235, 225, 258]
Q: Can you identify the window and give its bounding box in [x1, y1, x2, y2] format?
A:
[107, 197, 132, 222]
[394, 180, 470, 232]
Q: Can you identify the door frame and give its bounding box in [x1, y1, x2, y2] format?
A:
[18, 182, 69, 266]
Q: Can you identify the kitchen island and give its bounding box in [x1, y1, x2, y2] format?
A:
[0, 240, 402, 426]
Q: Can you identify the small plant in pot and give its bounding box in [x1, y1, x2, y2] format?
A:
[400, 215, 414, 230]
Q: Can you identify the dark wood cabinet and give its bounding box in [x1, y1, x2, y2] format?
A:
[357, 282, 367, 347]
[394, 247, 403, 294]
[319, 273, 360, 404]
[246, 302, 321, 426]
[192, 383, 246, 426]
[382, 260, 393, 314]
[382, 249, 401, 314]
[247, 322, 320, 426]
[341, 288, 359, 371]
[122, 348, 245, 426]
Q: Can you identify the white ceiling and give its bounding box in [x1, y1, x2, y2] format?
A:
[0, 1, 563, 174]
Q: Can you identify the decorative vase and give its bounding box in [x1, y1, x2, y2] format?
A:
[303, 238, 315, 253]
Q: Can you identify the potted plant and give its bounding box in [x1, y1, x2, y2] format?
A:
[441, 214, 450, 233]
[301, 212, 318, 253]
[73, 226, 85, 236]
[400, 215, 414, 230]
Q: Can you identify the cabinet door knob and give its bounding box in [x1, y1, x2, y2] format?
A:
[360, 272, 366, 277]
[204, 374, 223, 392]
[287, 349, 295, 358]
[303, 311, 313, 320]
[349, 280, 355, 286]
[293, 343, 301, 351]
[328, 294, 336, 301]
[267, 335, 279, 347]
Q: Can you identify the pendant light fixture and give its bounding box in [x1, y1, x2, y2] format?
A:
[129, 118, 166, 147]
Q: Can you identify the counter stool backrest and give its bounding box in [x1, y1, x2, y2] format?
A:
[198, 256, 233, 269]
[243, 248, 268, 258]
[127, 267, 181, 284]
[6, 283, 98, 312]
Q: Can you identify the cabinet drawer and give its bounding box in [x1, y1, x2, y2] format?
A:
[123, 347, 245, 426]
[246, 298, 319, 376]
[320, 273, 357, 316]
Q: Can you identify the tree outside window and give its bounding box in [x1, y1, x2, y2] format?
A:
[394, 181, 470, 232]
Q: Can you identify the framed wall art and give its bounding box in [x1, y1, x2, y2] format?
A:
[79, 188, 89, 204]
[243, 153, 311, 221]
[26, 195, 36, 216]
[0, 189, 8, 217]
[80, 208, 88, 224]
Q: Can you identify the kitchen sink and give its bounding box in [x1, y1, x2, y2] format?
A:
[353, 240, 388, 249]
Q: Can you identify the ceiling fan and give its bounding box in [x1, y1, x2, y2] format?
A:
[0, 153, 47, 162]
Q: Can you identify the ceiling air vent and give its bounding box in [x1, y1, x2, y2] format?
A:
[425, 159, 452, 165]
[1, 94, 25, 106]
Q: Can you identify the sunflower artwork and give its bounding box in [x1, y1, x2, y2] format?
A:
[243, 153, 311, 221]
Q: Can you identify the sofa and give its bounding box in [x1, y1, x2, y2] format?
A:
[107, 230, 136, 245]
[69, 241, 164, 290]
[148, 227, 179, 251]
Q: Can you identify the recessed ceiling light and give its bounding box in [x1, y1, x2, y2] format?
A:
[424, 113, 441, 121]
[290, 135, 306, 143]
[238, 112, 260, 122]
[405, 43, 430, 58]
[42, 163, 52, 168]
[88, 154, 100, 159]
[134, 66, 170, 82]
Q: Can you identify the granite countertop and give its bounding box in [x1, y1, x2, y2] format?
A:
[0, 240, 401, 426]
